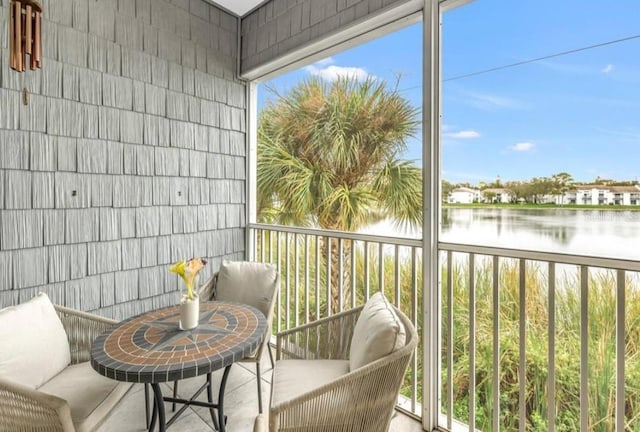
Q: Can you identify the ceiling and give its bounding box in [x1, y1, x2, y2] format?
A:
[206, 0, 266, 16]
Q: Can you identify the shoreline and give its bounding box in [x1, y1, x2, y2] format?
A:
[443, 203, 640, 211]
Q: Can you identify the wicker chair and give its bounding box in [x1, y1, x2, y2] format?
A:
[254, 297, 418, 432]
[0, 298, 132, 432]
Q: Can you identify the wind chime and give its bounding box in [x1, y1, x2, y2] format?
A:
[9, 0, 42, 72]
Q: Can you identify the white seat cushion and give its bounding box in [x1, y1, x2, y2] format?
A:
[39, 362, 131, 432]
[272, 359, 350, 406]
[349, 292, 406, 370]
[0, 292, 71, 388]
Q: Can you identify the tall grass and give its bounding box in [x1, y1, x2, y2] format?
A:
[443, 256, 640, 432]
[255, 230, 640, 431]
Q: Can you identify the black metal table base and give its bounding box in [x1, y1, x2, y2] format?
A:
[147, 365, 231, 432]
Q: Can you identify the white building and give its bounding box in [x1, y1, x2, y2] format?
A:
[481, 188, 514, 203]
[565, 185, 640, 205]
[448, 187, 481, 204]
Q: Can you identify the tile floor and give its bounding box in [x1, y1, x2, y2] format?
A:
[97, 352, 423, 432]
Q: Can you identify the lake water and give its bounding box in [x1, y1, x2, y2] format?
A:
[442, 208, 640, 260]
[361, 208, 640, 260]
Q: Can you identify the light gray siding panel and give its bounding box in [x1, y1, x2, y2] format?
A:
[145, 84, 167, 116]
[101, 272, 116, 307]
[55, 172, 92, 209]
[58, 27, 88, 68]
[69, 244, 88, 280]
[91, 175, 114, 207]
[13, 248, 47, 289]
[78, 68, 102, 105]
[115, 269, 139, 303]
[133, 80, 146, 113]
[0, 131, 29, 169]
[5, 171, 32, 210]
[33, 172, 55, 209]
[62, 64, 81, 101]
[136, 207, 160, 238]
[1, 210, 43, 250]
[103, 74, 134, 110]
[152, 57, 169, 88]
[89, 0, 116, 41]
[66, 208, 100, 244]
[88, 240, 122, 275]
[100, 208, 120, 241]
[83, 105, 100, 139]
[139, 266, 163, 298]
[120, 208, 137, 239]
[120, 111, 145, 144]
[77, 139, 108, 173]
[19, 94, 47, 133]
[44, 210, 66, 246]
[116, 12, 144, 51]
[99, 106, 121, 141]
[1, 0, 246, 313]
[56, 137, 77, 172]
[48, 99, 83, 137]
[122, 238, 142, 270]
[152, 177, 171, 206]
[141, 237, 158, 267]
[0, 90, 19, 130]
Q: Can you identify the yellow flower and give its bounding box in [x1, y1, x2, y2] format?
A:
[169, 258, 207, 300]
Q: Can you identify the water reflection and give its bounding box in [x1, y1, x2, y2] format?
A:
[440, 208, 640, 260]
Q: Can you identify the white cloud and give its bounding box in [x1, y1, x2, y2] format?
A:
[304, 59, 371, 81]
[509, 142, 534, 152]
[314, 57, 335, 67]
[602, 64, 614, 74]
[464, 91, 524, 110]
[444, 130, 480, 139]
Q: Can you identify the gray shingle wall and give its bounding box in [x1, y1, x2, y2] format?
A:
[0, 0, 246, 319]
[240, 0, 411, 75]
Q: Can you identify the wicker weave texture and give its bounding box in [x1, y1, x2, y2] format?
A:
[0, 306, 119, 432]
[268, 304, 418, 432]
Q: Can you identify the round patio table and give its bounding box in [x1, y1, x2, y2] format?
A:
[90, 301, 267, 432]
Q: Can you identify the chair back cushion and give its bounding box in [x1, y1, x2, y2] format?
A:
[0, 292, 71, 388]
[215, 260, 279, 320]
[349, 292, 406, 371]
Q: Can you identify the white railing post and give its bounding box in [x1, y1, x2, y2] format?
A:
[423, 0, 442, 428]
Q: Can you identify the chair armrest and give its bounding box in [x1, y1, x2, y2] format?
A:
[0, 377, 75, 432]
[269, 351, 411, 432]
[55, 305, 118, 364]
[276, 306, 363, 361]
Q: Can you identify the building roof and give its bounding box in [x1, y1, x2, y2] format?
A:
[451, 187, 479, 194]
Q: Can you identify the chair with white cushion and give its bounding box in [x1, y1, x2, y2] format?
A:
[170, 260, 279, 414]
[0, 293, 132, 432]
[253, 291, 417, 432]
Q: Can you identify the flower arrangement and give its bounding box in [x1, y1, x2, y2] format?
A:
[169, 258, 207, 301]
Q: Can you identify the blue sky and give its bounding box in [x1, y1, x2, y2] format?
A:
[258, 0, 640, 184]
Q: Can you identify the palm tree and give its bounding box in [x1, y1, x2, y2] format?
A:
[257, 77, 422, 313]
[552, 172, 574, 205]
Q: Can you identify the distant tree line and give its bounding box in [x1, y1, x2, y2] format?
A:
[443, 173, 639, 204]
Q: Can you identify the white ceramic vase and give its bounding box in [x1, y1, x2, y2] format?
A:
[179, 294, 199, 330]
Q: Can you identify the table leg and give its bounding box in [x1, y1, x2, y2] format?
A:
[144, 383, 151, 428]
[209, 366, 231, 432]
[205, 373, 220, 430]
[150, 383, 166, 432]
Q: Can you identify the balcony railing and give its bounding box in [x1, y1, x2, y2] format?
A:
[248, 223, 640, 432]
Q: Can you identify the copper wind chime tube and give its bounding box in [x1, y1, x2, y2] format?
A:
[9, 0, 42, 72]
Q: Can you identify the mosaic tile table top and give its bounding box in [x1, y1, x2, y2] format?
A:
[91, 301, 267, 383]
